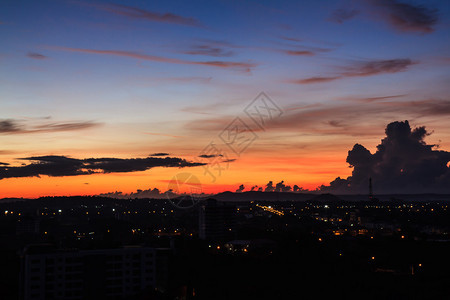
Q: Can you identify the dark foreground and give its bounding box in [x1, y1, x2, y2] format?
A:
[0, 195, 449, 299]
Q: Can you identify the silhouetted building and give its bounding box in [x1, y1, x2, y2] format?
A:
[199, 199, 236, 241]
[16, 215, 40, 235]
[20, 244, 169, 300]
[369, 177, 379, 202]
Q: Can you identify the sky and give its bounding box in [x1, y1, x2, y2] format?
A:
[1, 0, 450, 198]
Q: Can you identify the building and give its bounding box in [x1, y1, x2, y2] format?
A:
[16, 215, 40, 235]
[20, 244, 169, 300]
[199, 199, 236, 241]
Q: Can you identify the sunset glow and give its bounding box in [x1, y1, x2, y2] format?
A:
[1, 0, 450, 198]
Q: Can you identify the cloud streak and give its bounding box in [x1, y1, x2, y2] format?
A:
[329, 8, 360, 23]
[368, 0, 438, 33]
[183, 44, 234, 57]
[0, 155, 205, 180]
[50, 47, 256, 72]
[0, 119, 100, 135]
[90, 3, 203, 27]
[27, 52, 48, 60]
[294, 58, 415, 84]
[185, 98, 450, 137]
[335, 1, 439, 33]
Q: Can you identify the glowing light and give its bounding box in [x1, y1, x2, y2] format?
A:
[256, 204, 284, 216]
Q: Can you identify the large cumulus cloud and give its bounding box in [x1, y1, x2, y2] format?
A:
[322, 121, 450, 194]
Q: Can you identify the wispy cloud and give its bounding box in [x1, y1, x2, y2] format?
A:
[275, 35, 334, 57]
[369, 0, 438, 33]
[341, 94, 407, 103]
[143, 132, 183, 138]
[0, 155, 205, 180]
[149, 153, 169, 156]
[27, 52, 48, 60]
[0, 118, 101, 135]
[329, 8, 360, 23]
[284, 50, 315, 56]
[335, 0, 439, 34]
[49, 46, 256, 72]
[184, 98, 450, 137]
[293, 58, 415, 84]
[294, 76, 339, 84]
[183, 43, 234, 57]
[88, 3, 203, 27]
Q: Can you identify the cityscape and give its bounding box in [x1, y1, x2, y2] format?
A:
[1, 192, 449, 299]
[1, 0, 450, 299]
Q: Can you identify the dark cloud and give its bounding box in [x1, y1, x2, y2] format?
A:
[0, 119, 101, 134]
[235, 184, 245, 193]
[0, 155, 204, 180]
[329, 8, 360, 23]
[149, 153, 169, 156]
[275, 180, 292, 192]
[294, 58, 415, 84]
[333, 1, 439, 34]
[222, 159, 237, 163]
[99, 188, 165, 199]
[100, 187, 207, 199]
[27, 52, 48, 60]
[368, 0, 438, 33]
[264, 181, 275, 192]
[321, 120, 450, 194]
[93, 3, 203, 27]
[257, 182, 308, 193]
[293, 185, 306, 192]
[198, 154, 222, 158]
[0, 120, 22, 133]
